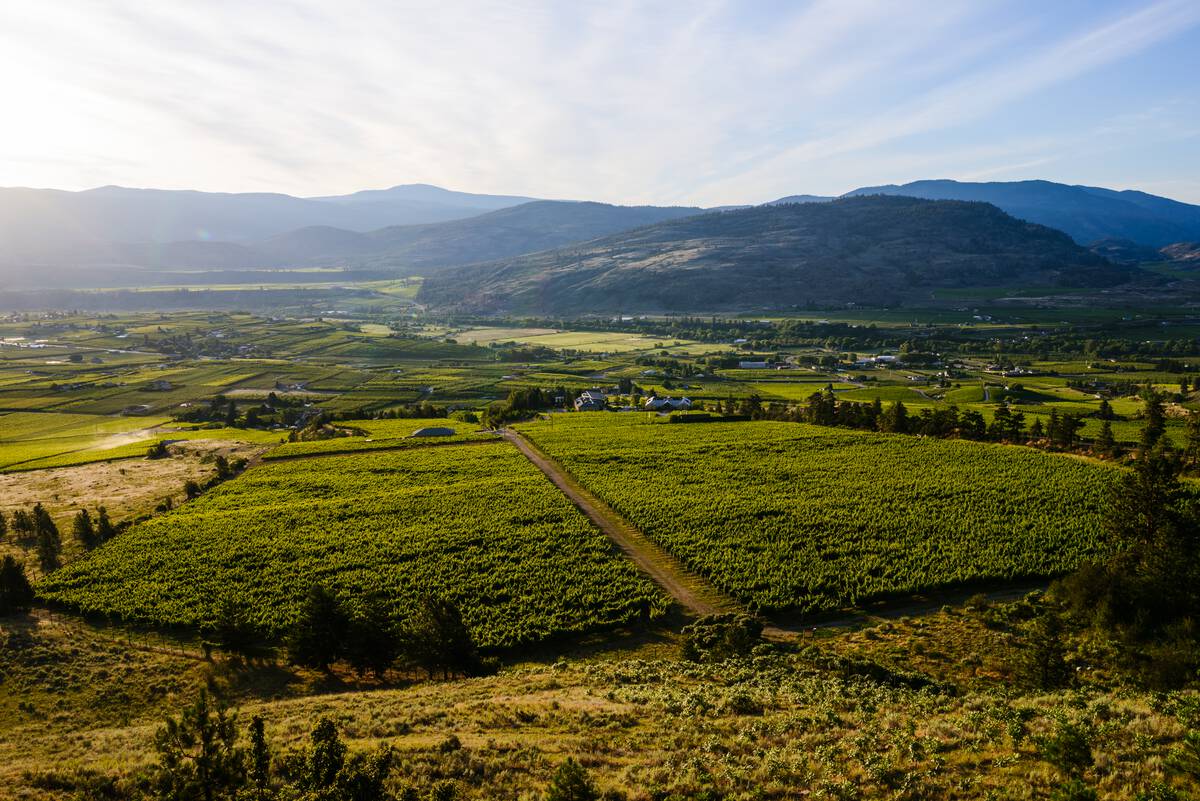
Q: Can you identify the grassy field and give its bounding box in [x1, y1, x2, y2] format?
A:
[264, 418, 495, 459]
[38, 442, 668, 648]
[2, 596, 1196, 801]
[518, 415, 1116, 614]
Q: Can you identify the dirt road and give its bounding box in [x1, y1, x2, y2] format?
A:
[502, 428, 1046, 639]
[501, 429, 737, 618]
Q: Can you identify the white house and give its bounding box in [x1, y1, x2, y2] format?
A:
[644, 396, 693, 411]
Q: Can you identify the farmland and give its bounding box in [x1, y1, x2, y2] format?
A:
[263, 417, 496, 459]
[518, 415, 1116, 614]
[38, 442, 668, 648]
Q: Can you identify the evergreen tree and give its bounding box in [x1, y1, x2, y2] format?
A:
[880, 401, 909, 434]
[152, 690, 245, 801]
[11, 508, 33, 538]
[1030, 417, 1046, 440]
[33, 503, 61, 572]
[0, 510, 6, 541]
[546, 758, 599, 801]
[1016, 611, 1072, 690]
[409, 596, 481, 679]
[96, 506, 116, 543]
[1094, 420, 1116, 458]
[246, 716, 272, 801]
[1097, 399, 1114, 421]
[0, 556, 35, 615]
[202, 596, 262, 659]
[1140, 388, 1166, 453]
[285, 585, 347, 670]
[1186, 411, 1200, 466]
[72, 509, 98, 550]
[344, 600, 402, 678]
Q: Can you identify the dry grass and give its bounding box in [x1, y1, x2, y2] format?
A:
[2, 601, 1198, 801]
[0, 440, 268, 576]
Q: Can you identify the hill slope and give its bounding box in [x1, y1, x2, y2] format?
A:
[418, 196, 1136, 313]
[258, 200, 703, 273]
[0, 183, 539, 266]
[843, 179, 1200, 247]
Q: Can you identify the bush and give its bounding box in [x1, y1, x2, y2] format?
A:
[547, 759, 599, 801]
[1039, 717, 1094, 779]
[681, 614, 764, 662]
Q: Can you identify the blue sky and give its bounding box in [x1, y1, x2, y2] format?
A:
[0, 0, 1197, 205]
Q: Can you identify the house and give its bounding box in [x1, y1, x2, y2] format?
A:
[644, 396, 693, 411]
[574, 389, 608, 412]
[410, 427, 456, 437]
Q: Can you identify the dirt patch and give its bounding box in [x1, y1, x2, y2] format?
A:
[0, 439, 267, 575]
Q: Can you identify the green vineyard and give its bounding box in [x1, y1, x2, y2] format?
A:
[38, 442, 668, 647]
[518, 415, 1119, 614]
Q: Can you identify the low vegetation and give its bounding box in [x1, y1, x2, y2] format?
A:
[520, 415, 1115, 613]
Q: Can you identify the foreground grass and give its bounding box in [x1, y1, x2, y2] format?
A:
[3, 601, 1197, 801]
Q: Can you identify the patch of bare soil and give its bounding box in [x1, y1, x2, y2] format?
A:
[0, 439, 267, 574]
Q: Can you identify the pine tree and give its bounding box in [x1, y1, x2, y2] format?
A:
[1186, 411, 1200, 466]
[11, 509, 33, 538]
[1140, 388, 1166, 453]
[546, 758, 599, 801]
[152, 690, 245, 801]
[1095, 419, 1116, 458]
[96, 506, 116, 543]
[409, 596, 481, 679]
[285, 586, 347, 670]
[0, 510, 7, 541]
[33, 504, 61, 572]
[72, 509, 98, 550]
[0, 556, 35, 615]
[1030, 417, 1046, 440]
[247, 716, 272, 801]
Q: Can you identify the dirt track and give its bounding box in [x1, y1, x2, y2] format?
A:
[501, 429, 736, 618]
[502, 427, 1047, 639]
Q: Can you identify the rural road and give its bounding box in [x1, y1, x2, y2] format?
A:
[501, 428, 737, 618]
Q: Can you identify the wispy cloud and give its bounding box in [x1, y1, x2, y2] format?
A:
[0, 0, 1197, 203]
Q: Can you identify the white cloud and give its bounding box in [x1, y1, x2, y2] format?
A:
[0, 0, 1196, 203]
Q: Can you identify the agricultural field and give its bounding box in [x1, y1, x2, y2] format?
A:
[518, 415, 1117, 614]
[0, 412, 281, 473]
[264, 417, 495, 459]
[449, 326, 713, 354]
[38, 442, 668, 648]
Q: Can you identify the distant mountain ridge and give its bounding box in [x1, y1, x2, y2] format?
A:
[835, 179, 1200, 247]
[0, 183, 541, 264]
[419, 195, 1137, 314]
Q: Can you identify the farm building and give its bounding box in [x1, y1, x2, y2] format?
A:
[574, 389, 608, 411]
[410, 427, 456, 437]
[644, 396, 693, 411]
[738, 360, 770, 369]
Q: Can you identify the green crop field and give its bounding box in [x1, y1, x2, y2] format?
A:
[517, 415, 1118, 615]
[263, 418, 494, 459]
[38, 442, 667, 648]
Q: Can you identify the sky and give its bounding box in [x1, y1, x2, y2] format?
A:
[0, 0, 1198, 206]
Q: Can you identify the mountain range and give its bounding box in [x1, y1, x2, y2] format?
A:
[0, 183, 537, 265]
[1, 179, 1197, 308]
[418, 196, 1138, 314]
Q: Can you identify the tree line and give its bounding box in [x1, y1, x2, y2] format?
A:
[203, 586, 492, 682]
